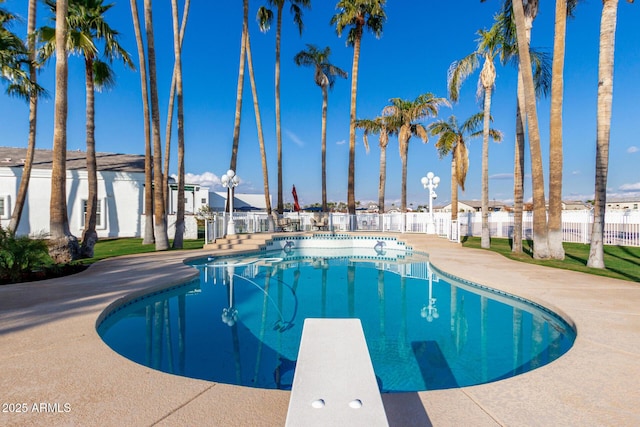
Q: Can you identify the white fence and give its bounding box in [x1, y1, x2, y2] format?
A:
[205, 210, 640, 247]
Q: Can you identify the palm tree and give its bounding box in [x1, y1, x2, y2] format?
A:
[381, 93, 448, 213]
[512, 0, 550, 259]
[257, 0, 311, 214]
[164, 0, 190, 219]
[355, 115, 396, 213]
[428, 113, 502, 221]
[490, 1, 548, 255]
[48, 0, 80, 262]
[294, 44, 347, 212]
[41, 0, 134, 258]
[245, 25, 274, 226]
[170, 0, 187, 249]
[229, 0, 248, 172]
[448, 22, 503, 249]
[7, 0, 42, 233]
[331, 0, 386, 216]
[143, 0, 169, 250]
[587, 0, 634, 268]
[129, 0, 154, 245]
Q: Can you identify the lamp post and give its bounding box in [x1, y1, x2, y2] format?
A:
[221, 169, 240, 236]
[421, 172, 440, 234]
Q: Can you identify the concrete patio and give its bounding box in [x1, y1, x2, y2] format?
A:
[1, 234, 639, 426]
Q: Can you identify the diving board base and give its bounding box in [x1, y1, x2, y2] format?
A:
[285, 318, 389, 427]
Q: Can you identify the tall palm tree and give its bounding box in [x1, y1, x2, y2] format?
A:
[587, 0, 634, 268]
[490, 1, 548, 255]
[294, 44, 347, 212]
[48, 0, 80, 262]
[428, 113, 502, 221]
[548, 0, 573, 259]
[143, 0, 169, 250]
[381, 93, 448, 213]
[164, 0, 190, 217]
[41, 0, 134, 258]
[129, 0, 154, 245]
[448, 22, 503, 249]
[229, 0, 248, 172]
[257, 0, 311, 214]
[512, 0, 550, 259]
[245, 26, 274, 225]
[355, 115, 396, 213]
[331, 0, 386, 216]
[7, 0, 42, 233]
[170, 0, 187, 249]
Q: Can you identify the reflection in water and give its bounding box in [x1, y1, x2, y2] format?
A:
[99, 253, 575, 392]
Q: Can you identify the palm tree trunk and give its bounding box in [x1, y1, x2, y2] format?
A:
[321, 85, 328, 212]
[347, 29, 363, 217]
[275, 5, 283, 214]
[512, 70, 526, 253]
[513, 0, 550, 259]
[130, 0, 154, 245]
[143, 0, 169, 250]
[451, 154, 458, 221]
[229, 0, 248, 172]
[400, 136, 408, 213]
[163, 0, 191, 214]
[378, 142, 387, 214]
[81, 58, 98, 258]
[481, 84, 493, 249]
[49, 0, 79, 263]
[8, 0, 38, 233]
[588, 0, 618, 268]
[171, 0, 185, 249]
[246, 33, 273, 223]
[548, 0, 567, 260]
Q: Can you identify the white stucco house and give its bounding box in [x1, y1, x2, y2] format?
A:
[1, 147, 271, 239]
[1, 147, 152, 238]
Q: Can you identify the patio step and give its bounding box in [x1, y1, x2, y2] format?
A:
[203, 233, 273, 252]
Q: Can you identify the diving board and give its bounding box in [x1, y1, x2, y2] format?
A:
[285, 318, 389, 427]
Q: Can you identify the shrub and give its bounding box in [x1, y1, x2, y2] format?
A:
[0, 228, 52, 284]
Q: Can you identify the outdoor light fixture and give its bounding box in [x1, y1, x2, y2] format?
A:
[221, 169, 240, 235]
[421, 172, 440, 234]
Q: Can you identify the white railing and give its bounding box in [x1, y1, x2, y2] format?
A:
[205, 210, 640, 247]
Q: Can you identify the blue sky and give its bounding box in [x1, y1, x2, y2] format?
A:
[1, 1, 639, 208]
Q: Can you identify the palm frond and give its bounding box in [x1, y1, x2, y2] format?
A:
[447, 52, 480, 102]
[256, 6, 273, 33]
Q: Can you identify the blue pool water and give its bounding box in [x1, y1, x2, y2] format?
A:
[98, 249, 575, 392]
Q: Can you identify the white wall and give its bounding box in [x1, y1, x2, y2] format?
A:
[0, 167, 145, 238]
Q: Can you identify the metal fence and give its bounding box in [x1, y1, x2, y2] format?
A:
[205, 210, 640, 247]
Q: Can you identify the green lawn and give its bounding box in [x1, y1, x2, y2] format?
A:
[85, 238, 205, 263]
[461, 237, 640, 283]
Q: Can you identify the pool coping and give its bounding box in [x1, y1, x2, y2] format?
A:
[1, 234, 639, 426]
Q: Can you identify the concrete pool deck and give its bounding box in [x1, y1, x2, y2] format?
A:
[0, 234, 638, 426]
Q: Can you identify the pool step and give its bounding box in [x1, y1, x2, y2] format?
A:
[203, 233, 273, 252]
[286, 319, 389, 427]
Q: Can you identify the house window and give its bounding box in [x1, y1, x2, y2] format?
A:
[201, 198, 207, 204]
[0, 195, 9, 219]
[81, 199, 105, 229]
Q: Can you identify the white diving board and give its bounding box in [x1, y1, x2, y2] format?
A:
[285, 318, 389, 427]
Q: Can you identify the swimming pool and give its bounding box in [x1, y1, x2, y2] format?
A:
[98, 243, 575, 392]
